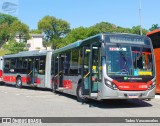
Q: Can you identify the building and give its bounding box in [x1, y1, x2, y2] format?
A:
[15, 34, 51, 51]
[26, 34, 46, 51]
[15, 34, 26, 43]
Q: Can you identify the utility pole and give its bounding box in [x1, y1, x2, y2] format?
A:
[139, 0, 142, 35]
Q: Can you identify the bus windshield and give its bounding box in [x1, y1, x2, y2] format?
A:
[106, 45, 153, 76]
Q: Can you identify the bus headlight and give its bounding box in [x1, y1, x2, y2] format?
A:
[105, 79, 118, 90]
[148, 82, 156, 90]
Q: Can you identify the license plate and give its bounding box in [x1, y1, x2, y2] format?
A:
[128, 94, 139, 98]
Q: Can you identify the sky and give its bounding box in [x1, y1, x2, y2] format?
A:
[0, 0, 160, 30]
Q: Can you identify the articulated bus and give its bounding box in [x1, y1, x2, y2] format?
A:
[51, 33, 156, 102]
[147, 29, 160, 93]
[2, 33, 156, 102]
[2, 50, 52, 88]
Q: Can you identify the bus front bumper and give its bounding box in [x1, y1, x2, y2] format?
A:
[99, 88, 156, 100]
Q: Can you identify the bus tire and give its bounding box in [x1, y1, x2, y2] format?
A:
[52, 80, 57, 93]
[76, 84, 88, 103]
[146, 98, 151, 101]
[16, 77, 22, 88]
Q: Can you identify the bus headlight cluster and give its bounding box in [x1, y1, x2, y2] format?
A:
[148, 81, 156, 90]
[105, 79, 118, 90]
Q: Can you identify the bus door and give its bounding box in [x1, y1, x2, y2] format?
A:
[58, 54, 65, 87]
[81, 44, 100, 97]
[27, 57, 38, 84]
[27, 58, 33, 84]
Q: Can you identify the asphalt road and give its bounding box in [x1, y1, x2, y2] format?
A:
[0, 84, 160, 126]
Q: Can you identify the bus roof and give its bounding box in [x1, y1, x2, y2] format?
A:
[3, 50, 51, 58]
[53, 34, 103, 54]
[53, 40, 83, 54]
[53, 33, 149, 54]
[146, 29, 160, 36]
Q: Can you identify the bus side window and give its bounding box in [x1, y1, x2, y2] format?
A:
[10, 58, 16, 69]
[23, 58, 28, 69]
[4, 59, 10, 73]
[78, 49, 82, 74]
[69, 49, 79, 75]
[64, 52, 71, 75]
[17, 58, 23, 69]
[83, 48, 90, 75]
[5, 63, 9, 69]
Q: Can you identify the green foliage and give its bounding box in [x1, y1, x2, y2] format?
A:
[0, 13, 18, 47]
[3, 40, 27, 54]
[0, 13, 29, 48]
[90, 22, 147, 35]
[51, 37, 64, 49]
[38, 15, 71, 49]
[63, 26, 95, 46]
[10, 20, 29, 42]
[64, 22, 148, 46]
[30, 29, 42, 34]
[149, 24, 159, 31]
[131, 26, 148, 35]
[0, 49, 10, 56]
[0, 13, 18, 26]
[90, 22, 117, 33]
[114, 26, 132, 33]
[0, 23, 10, 47]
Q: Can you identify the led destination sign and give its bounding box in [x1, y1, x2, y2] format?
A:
[105, 35, 150, 45]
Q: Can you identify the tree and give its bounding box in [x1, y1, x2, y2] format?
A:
[0, 13, 18, 47]
[64, 22, 124, 46]
[38, 16, 70, 49]
[0, 23, 10, 47]
[89, 22, 134, 35]
[64, 22, 149, 46]
[115, 26, 132, 33]
[3, 39, 26, 54]
[131, 26, 148, 35]
[0, 13, 29, 54]
[10, 20, 30, 42]
[30, 29, 42, 34]
[64, 26, 95, 46]
[149, 24, 159, 31]
[0, 13, 18, 26]
[90, 22, 116, 33]
[0, 13, 29, 49]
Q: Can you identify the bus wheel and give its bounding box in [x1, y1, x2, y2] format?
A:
[145, 98, 151, 101]
[52, 80, 57, 93]
[16, 77, 22, 88]
[76, 84, 88, 103]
